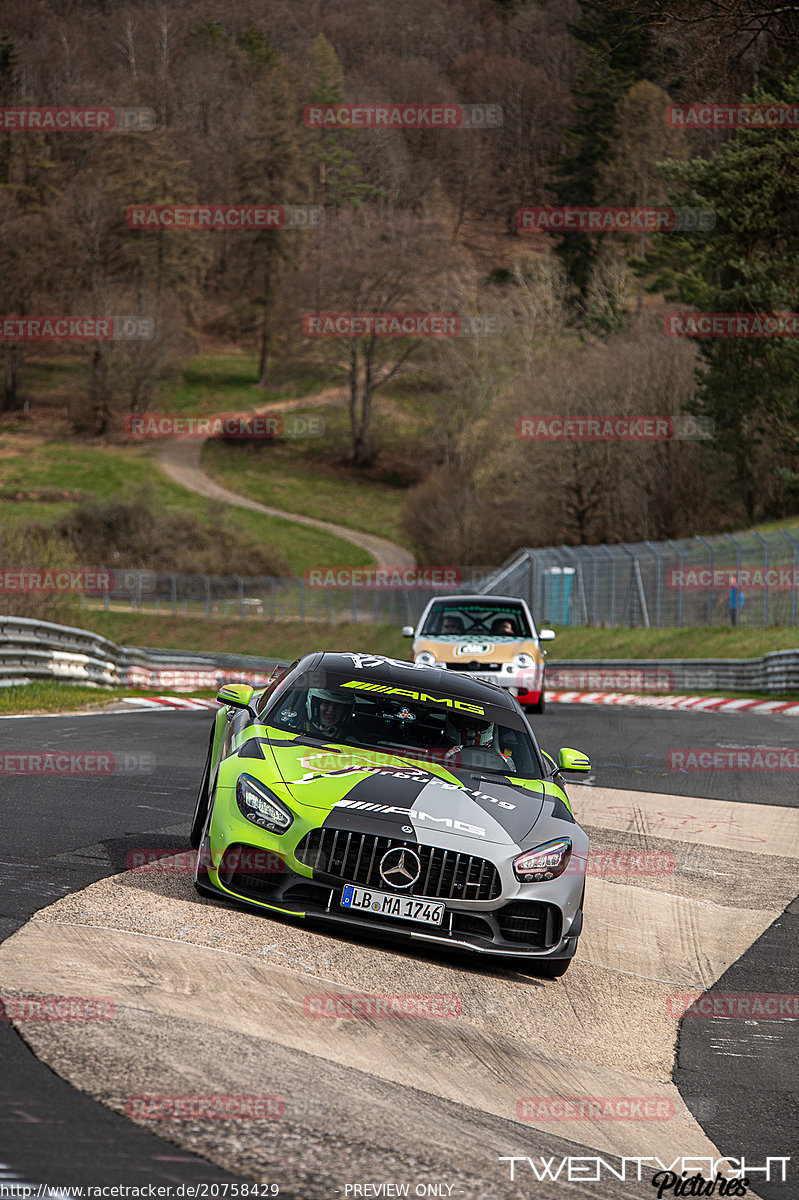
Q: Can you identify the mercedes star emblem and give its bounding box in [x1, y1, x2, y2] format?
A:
[379, 846, 422, 890]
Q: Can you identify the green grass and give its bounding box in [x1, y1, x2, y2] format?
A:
[158, 354, 336, 415]
[203, 418, 410, 547]
[548, 624, 799, 660]
[0, 681, 216, 715]
[0, 437, 373, 574]
[84, 611, 408, 660]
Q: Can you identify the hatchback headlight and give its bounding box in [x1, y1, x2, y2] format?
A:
[236, 774, 293, 833]
[514, 653, 535, 669]
[415, 651, 437, 666]
[514, 838, 572, 882]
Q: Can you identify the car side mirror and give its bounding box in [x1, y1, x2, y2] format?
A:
[539, 628, 556, 642]
[216, 683, 256, 717]
[402, 626, 415, 637]
[555, 747, 590, 774]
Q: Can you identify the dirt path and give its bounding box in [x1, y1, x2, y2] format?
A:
[157, 390, 414, 569]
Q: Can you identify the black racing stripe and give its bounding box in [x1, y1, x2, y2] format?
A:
[344, 771, 430, 808]
[435, 766, 547, 843]
[319, 805, 420, 842]
[317, 772, 429, 842]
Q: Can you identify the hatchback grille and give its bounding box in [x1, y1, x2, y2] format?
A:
[295, 828, 501, 901]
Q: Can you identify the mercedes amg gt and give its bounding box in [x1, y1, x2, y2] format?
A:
[191, 652, 590, 975]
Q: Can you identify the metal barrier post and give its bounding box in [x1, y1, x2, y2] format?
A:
[645, 541, 663, 627]
[667, 540, 685, 628]
[782, 531, 799, 625]
[695, 536, 714, 625]
[752, 532, 769, 627]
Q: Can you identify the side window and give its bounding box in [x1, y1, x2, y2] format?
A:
[255, 659, 300, 715]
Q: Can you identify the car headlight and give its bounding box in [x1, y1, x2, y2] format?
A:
[514, 653, 535, 669]
[415, 651, 437, 666]
[514, 837, 572, 882]
[236, 773, 293, 833]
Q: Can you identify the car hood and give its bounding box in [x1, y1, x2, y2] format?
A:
[241, 731, 551, 847]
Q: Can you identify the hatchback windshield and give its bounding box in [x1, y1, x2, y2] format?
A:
[266, 670, 542, 777]
[421, 602, 532, 639]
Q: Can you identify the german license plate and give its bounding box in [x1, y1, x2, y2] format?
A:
[341, 884, 444, 926]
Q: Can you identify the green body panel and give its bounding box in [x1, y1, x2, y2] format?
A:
[206, 717, 576, 873]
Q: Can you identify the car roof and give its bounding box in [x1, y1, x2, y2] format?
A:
[426, 595, 528, 606]
[306, 651, 515, 709]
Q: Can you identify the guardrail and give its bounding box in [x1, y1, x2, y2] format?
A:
[3, 616, 797, 697]
[0, 616, 285, 692]
[547, 652, 799, 696]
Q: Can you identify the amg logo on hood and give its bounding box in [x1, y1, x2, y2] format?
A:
[335, 798, 485, 837]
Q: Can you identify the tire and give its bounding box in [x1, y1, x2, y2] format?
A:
[528, 691, 546, 714]
[189, 731, 214, 849]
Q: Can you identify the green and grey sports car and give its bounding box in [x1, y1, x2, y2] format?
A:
[191, 651, 590, 975]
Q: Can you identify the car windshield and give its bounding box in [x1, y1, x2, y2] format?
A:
[420, 602, 532, 639]
[265, 670, 542, 777]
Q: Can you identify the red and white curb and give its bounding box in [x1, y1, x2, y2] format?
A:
[122, 693, 799, 716]
[547, 690, 799, 715]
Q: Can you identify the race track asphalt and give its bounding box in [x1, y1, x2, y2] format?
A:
[0, 703, 795, 1195]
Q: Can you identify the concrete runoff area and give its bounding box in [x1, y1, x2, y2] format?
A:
[0, 783, 795, 1198]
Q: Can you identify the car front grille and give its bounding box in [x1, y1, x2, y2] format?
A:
[295, 828, 501, 902]
[444, 662, 503, 672]
[495, 901, 561, 948]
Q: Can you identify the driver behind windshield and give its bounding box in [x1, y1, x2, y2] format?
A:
[303, 689, 355, 739]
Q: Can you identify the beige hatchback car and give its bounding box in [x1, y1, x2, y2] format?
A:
[403, 594, 555, 714]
